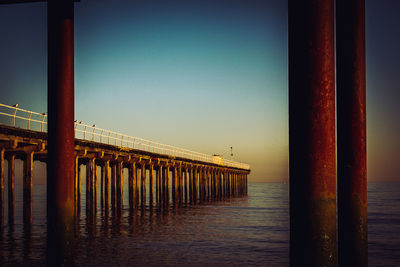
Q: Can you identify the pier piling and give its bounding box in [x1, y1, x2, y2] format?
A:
[289, 0, 337, 266]
[337, 0, 367, 266]
[47, 0, 75, 264]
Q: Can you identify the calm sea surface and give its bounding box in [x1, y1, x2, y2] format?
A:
[0, 182, 399, 266]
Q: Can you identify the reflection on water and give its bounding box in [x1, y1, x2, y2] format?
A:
[0, 182, 399, 265]
[0, 183, 289, 265]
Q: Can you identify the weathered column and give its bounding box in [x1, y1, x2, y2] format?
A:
[134, 162, 139, 206]
[337, 1, 367, 266]
[172, 166, 177, 203]
[149, 163, 154, 206]
[210, 169, 214, 199]
[185, 168, 188, 202]
[100, 161, 105, 208]
[141, 163, 146, 207]
[245, 174, 249, 195]
[47, 0, 75, 265]
[289, 0, 336, 266]
[165, 165, 170, 203]
[111, 162, 117, 210]
[156, 164, 162, 203]
[159, 165, 163, 204]
[128, 162, 134, 207]
[23, 151, 34, 226]
[200, 168, 204, 201]
[207, 169, 211, 201]
[93, 160, 97, 213]
[74, 156, 80, 214]
[104, 160, 110, 210]
[116, 161, 123, 210]
[86, 159, 95, 212]
[217, 172, 223, 198]
[178, 165, 183, 202]
[192, 168, 197, 202]
[8, 154, 15, 223]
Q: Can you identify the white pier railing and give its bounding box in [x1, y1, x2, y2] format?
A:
[0, 103, 250, 170]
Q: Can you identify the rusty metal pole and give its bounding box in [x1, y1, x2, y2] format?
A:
[289, 0, 337, 266]
[47, 0, 75, 265]
[336, 1, 367, 266]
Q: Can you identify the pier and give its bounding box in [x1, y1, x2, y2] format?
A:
[0, 103, 250, 221]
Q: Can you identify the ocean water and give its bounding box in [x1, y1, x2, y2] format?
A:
[0, 182, 399, 266]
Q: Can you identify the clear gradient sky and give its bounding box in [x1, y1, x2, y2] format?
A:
[0, 0, 399, 182]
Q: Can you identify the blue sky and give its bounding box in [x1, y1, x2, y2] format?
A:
[0, 0, 399, 182]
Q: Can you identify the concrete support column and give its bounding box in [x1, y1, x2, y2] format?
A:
[207, 169, 211, 201]
[185, 168, 188, 202]
[8, 154, 15, 222]
[156, 166, 161, 204]
[211, 170, 215, 199]
[218, 170, 222, 198]
[87, 159, 96, 211]
[47, 1, 75, 264]
[192, 168, 197, 202]
[337, 1, 367, 266]
[141, 163, 146, 207]
[179, 166, 183, 202]
[159, 165, 164, 204]
[104, 161, 110, 210]
[23, 151, 34, 226]
[149, 163, 154, 206]
[133, 163, 139, 206]
[116, 161, 123, 209]
[172, 166, 177, 203]
[111, 163, 117, 210]
[187, 168, 192, 202]
[74, 156, 80, 214]
[100, 162, 105, 208]
[165, 166, 170, 203]
[198, 168, 202, 201]
[289, 0, 336, 265]
[128, 163, 134, 207]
